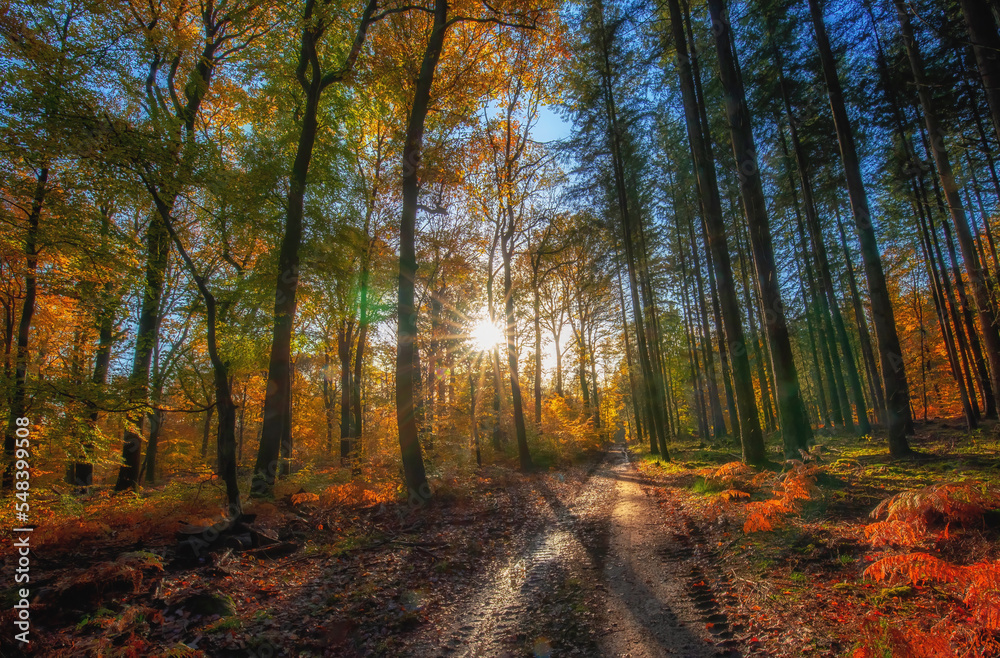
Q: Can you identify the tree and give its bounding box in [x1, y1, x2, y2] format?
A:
[707, 0, 812, 458]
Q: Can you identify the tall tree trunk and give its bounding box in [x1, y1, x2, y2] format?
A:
[142, 405, 164, 486]
[596, 4, 669, 458]
[533, 277, 543, 425]
[687, 214, 726, 438]
[338, 321, 354, 464]
[895, 0, 1000, 423]
[75, 210, 116, 487]
[810, 0, 911, 455]
[709, 0, 812, 457]
[834, 209, 886, 424]
[773, 68, 870, 432]
[960, 0, 1000, 147]
[254, 0, 377, 494]
[915, 189, 977, 427]
[116, 206, 170, 491]
[502, 221, 532, 470]
[396, 0, 447, 498]
[616, 260, 650, 453]
[201, 403, 215, 459]
[354, 294, 368, 448]
[921, 134, 995, 418]
[667, 0, 755, 451]
[3, 168, 47, 490]
[160, 197, 242, 514]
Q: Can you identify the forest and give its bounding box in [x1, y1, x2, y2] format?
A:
[3, 0, 1000, 655]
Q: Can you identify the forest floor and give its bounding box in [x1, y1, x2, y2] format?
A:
[2, 420, 1000, 657]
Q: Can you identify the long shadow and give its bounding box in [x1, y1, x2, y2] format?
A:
[532, 450, 721, 657]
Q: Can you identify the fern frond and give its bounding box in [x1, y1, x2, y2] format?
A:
[864, 520, 924, 547]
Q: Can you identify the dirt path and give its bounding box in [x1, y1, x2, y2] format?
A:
[400, 448, 742, 657]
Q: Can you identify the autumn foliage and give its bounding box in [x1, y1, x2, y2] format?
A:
[854, 480, 1000, 656]
[697, 460, 821, 533]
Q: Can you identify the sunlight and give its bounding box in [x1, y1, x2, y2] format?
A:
[470, 318, 505, 352]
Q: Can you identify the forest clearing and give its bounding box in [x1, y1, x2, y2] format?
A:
[4, 0, 1000, 655]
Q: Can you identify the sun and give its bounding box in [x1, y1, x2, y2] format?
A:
[470, 318, 505, 352]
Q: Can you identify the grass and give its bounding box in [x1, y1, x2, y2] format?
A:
[627, 418, 1000, 657]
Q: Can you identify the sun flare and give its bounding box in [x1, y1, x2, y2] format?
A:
[470, 318, 505, 352]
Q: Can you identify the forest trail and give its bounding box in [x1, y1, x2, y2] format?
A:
[400, 449, 740, 657]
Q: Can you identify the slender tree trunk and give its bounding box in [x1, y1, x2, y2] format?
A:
[895, 0, 1000, 424]
[775, 76, 869, 432]
[924, 186, 982, 420]
[254, 0, 377, 494]
[159, 196, 242, 514]
[3, 168, 47, 489]
[709, 0, 812, 457]
[960, 0, 1000, 146]
[201, 403, 214, 459]
[687, 215, 726, 438]
[254, 77, 321, 493]
[533, 278, 543, 425]
[502, 221, 532, 470]
[810, 0, 911, 455]
[142, 381, 165, 485]
[396, 0, 447, 498]
[338, 321, 354, 463]
[916, 194, 976, 427]
[834, 210, 886, 424]
[596, 5, 669, 459]
[116, 205, 170, 491]
[354, 307, 368, 447]
[921, 135, 995, 418]
[668, 0, 757, 455]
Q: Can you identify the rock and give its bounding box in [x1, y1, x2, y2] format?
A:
[171, 591, 236, 617]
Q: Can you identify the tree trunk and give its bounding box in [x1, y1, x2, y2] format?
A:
[915, 189, 977, 427]
[501, 221, 532, 469]
[338, 321, 354, 464]
[895, 0, 1000, 424]
[253, 0, 378, 494]
[960, 0, 1000, 147]
[254, 76, 320, 493]
[3, 168, 47, 490]
[834, 209, 886, 424]
[159, 197, 242, 514]
[810, 0, 910, 456]
[142, 402, 164, 485]
[595, 4, 669, 458]
[201, 403, 215, 459]
[709, 0, 812, 457]
[533, 279, 543, 425]
[396, 0, 447, 498]
[116, 205, 170, 491]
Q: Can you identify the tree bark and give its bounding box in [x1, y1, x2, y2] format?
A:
[709, 0, 812, 457]
[396, 0, 448, 498]
[960, 0, 1000, 147]
[3, 168, 47, 490]
[808, 0, 910, 454]
[115, 207, 169, 491]
[895, 0, 1000, 424]
[254, 0, 378, 495]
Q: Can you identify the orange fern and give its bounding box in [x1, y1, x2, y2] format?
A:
[707, 461, 756, 488]
[864, 520, 924, 547]
[743, 460, 819, 534]
[871, 481, 1000, 528]
[866, 554, 1000, 630]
